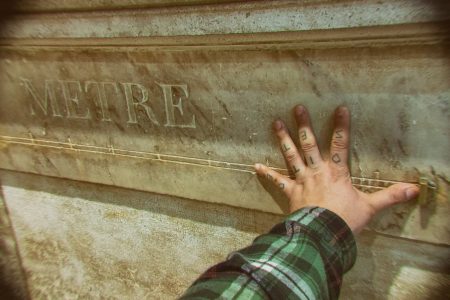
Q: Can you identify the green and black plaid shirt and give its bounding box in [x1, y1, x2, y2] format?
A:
[181, 206, 357, 300]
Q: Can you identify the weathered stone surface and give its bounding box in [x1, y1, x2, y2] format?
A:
[0, 44, 448, 243]
[1, 170, 278, 299]
[0, 1, 449, 298]
[16, 0, 240, 12]
[342, 230, 450, 299]
[3, 0, 450, 38]
[0, 186, 30, 299]
[1, 45, 449, 178]
[1, 170, 449, 299]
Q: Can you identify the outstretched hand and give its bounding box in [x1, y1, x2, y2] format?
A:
[254, 105, 419, 234]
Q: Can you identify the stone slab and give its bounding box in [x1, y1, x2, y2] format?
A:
[0, 186, 30, 299]
[0, 2, 449, 298]
[342, 230, 450, 299]
[1, 170, 449, 299]
[16, 0, 240, 12]
[0, 46, 448, 179]
[3, 0, 450, 38]
[1, 0, 449, 245]
[0, 44, 449, 243]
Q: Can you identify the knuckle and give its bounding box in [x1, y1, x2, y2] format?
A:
[285, 151, 297, 162]
[331, 165, 349, 178]
[331, 139, 348, 150]
[301, 141, 317, 152]
[312, 172, 322, 181]
[389, 186, 404, 203]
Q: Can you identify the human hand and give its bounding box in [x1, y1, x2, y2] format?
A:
[254, 105, 420, 234]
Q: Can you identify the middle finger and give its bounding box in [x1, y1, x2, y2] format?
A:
[294, 105, 323, 168]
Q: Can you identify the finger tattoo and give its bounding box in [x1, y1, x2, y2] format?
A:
[300, 130, 307, 141]
[309, 156, 314, 165]
[332, 153, 341, 163]
[292, 165, 301, 174]
[335, 129, 343, 139]
[282, 144, 291, 152]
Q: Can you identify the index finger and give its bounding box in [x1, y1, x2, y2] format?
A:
[273, 119, 305, 179]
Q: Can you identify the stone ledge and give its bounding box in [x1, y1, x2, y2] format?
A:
[2, 0, 449, 39]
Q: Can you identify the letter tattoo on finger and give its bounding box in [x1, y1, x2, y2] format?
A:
[282, 143, 291, 152]
[335, 129, 343, 139]
[332, 153, 341, 163]
[292, 165, 301, 174]
[300, 130, 307, 141]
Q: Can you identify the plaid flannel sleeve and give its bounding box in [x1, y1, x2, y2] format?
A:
[180, 206, 357, 300]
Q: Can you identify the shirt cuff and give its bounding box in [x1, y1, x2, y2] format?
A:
[284, 206, 357, 277]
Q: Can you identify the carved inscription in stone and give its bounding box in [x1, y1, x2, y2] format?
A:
[0, 46, 448, 183]
[0, 46, 449, 246]
[20, 78, 197, 129]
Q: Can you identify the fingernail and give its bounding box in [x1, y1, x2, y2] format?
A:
[273, 120, 283, 131]
[254, 163, 262, 171]
[294, 105, 305, 116]
[405, 187, 419, 200]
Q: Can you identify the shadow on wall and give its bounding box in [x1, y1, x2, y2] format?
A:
[0, 169, 283, 235]
[342, 229, 450, 299]
[0, 182, 31, 300]
[0, 1, 20, 28]
[1, 170, 449, 299]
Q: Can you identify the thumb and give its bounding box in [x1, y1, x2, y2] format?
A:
[368, 183, 419, 212]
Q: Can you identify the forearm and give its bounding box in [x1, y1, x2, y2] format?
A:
[181, 207, 357, 300]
